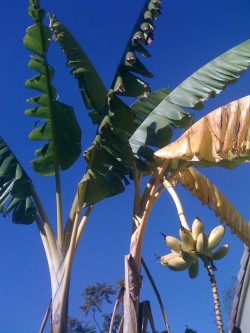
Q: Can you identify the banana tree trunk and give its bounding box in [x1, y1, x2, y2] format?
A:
[123, 254, 141, 333]
[50, 268, 70, 333]
[39, 259, 71, 333]
[37, 204, 92, 333]
[122, 167, 166, 333]
[123, 205, 157, 332]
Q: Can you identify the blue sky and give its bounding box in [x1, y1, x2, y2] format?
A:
[1, 1, 250, 332]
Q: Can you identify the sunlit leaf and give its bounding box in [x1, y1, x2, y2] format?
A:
[130, 39, 250, 155]
[23, 24, 51, 55]
[155, 96, 250, 168]
[175, 166, 250, 246]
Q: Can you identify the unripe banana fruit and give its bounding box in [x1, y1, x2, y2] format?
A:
[167, 256, 191, 271]
[188, 260, 199, 279]
[196, 232, 208, 255]
[160, 252, 180, 266]
[165, 236, 184, 253]
[191, 217, 204, 241]
[181, 249, 198, 264]
[179, 226, 195, 250]
[207, 225, 225, 250]
[160, 218, 228, 279]
[212, 244, 229, 260]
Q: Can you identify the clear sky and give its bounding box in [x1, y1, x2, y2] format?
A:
[1, 1, 250, 332]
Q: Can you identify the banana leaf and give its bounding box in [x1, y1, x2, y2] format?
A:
[48, 13, 107, 116]
[176, 166, 250, 246]
[24, 1, 81, 176]
[78, 168, 125, 207]
[0, 137, 36, 224]
[130, 39, 250, 155]
[76, 0, 164, 206]
[26, 101, 81, 175]
[155, 95, 250, 169]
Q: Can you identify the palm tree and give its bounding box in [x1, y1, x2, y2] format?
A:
[2, 0, 250, 332]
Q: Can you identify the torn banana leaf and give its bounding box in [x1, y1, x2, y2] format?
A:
[77, 0, 163, 207]
[48, 13, 107, 115]
[0, 137, 36, 224]
[78, 168, 125, 207]
[113, 72, 151, 98]
[110, 0, 162, 97]
[155, 95, 250, 169]
[24, 2, 82, 175]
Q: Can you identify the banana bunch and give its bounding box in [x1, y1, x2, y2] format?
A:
[160, 217, 229, 279]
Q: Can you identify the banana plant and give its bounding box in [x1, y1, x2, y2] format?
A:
[124, 44, 250, 331]
[2, 1, 250, 333]
[1, 1, 168, 332]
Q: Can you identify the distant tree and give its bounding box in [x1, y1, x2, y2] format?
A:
[67, 317, 95, 333]
[80, 281, 123, 333]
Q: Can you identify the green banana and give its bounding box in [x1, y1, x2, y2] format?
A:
[196, 232, 208, 255]
[179, 226, 195, 250]
[188, 260, 199, 279]
[181, 249, 198, 264]
[191, 217, 204, 241]
[207, 225, 225, 250]
[212, 244, 229, 260]
[165, 235, 184, 253]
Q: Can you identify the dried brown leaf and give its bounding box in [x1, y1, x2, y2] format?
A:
[155, 96, 250, 166]
[176, 166, 250, 246]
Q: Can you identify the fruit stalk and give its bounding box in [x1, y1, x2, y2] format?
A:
[162, 179, 190, 230]
[203, 258, 225, 333]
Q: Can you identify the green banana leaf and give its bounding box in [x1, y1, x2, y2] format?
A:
[78, 169, 126, 208]
[130, 39, 250, 155]
[76, 0, 164, 206]
[24, 1, 81, 176]
[26, 101, 81, 175]
[109, 0, 161, 98]
[131, 87, 193, 151]
[79, 89, 177, 206]
[0, 137, 36, 225]
[48, 13, 107, 117]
